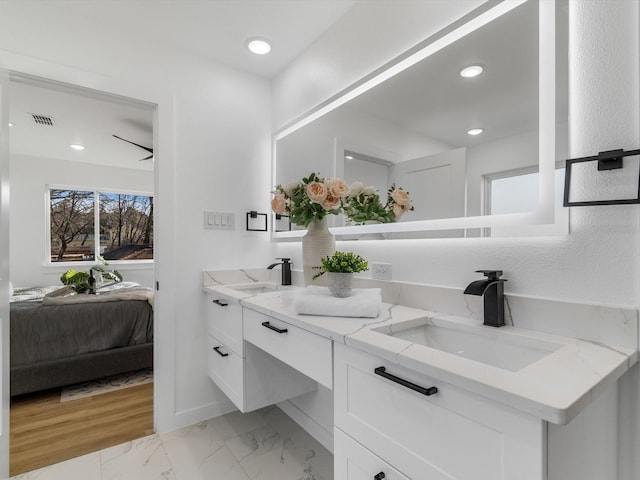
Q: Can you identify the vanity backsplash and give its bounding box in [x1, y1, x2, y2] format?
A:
[203, 268, 638, 351]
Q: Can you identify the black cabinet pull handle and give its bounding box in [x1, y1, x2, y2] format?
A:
[261, 321, 288, 334]
[212, 299, 228, 307]
[374, 366, 438, 396]
[374, 473, 386, 480]
[213, 346, 229, 357]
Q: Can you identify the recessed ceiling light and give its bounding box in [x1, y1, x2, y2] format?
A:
[70, 144, 85, 151]
[467, 128, 484, 136]
[345, 155, 354, 160]
[8, 122, 13, 127]
[460, 65, 484, 78]
[246, 37, 271, 55]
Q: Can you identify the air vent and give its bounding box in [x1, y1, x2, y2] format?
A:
[29, 113, 55, 127]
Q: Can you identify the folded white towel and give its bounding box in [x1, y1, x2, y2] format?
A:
[293, 286, 381, 318]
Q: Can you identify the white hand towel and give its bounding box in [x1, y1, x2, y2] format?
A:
[293, 286, 381, 318]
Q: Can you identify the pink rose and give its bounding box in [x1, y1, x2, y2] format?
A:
[391, 188, 411, 207]
[328, 178, 350, 198]
[271, 193, 287, 214]
[306, 181, 328, 203]
[322, 194, 341, 210]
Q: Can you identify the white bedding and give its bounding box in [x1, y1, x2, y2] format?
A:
[10, 281, 147, 303]
[42, 286, 154, 307]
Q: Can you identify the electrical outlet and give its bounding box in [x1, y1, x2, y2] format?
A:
[371, 262, 392, 281]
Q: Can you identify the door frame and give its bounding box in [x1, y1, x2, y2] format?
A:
[0, 54, 177, 476]
[0, 68, 10, 478]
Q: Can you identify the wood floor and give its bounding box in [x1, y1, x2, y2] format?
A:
[10, 382, 154, 477]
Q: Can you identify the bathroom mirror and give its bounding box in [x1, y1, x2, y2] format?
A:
[273, 0, 568, 239]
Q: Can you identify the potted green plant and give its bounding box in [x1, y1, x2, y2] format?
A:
[313, 251, 369, 297]
[60, 256, 123, 293]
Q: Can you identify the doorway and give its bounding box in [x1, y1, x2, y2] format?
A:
[7, 74, 156, 476]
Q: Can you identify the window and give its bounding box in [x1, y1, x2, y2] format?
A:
[486, 167, 566, 215]
[49, 188, 153, 262]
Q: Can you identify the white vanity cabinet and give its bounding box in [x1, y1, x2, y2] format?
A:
[203, 278, 626, 480]
[334, 343, 546, 480]
[334, 428, 410, 480]
[243, 308, 333, 389]
[334, 342, 622, 480]
[205, 293, 317, 413]
[206, 294, 244, 356]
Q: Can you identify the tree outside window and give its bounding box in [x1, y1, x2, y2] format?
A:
[49, 188, 153, 262]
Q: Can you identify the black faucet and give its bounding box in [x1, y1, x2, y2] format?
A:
[463, 270, 507, 327]
[267, 258, 292, 286]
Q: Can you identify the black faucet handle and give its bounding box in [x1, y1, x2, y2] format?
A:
[271, 258, 292, 286]
[475, 270, 504, 281]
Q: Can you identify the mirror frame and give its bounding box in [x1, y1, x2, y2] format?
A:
[272, 0, 560, 239]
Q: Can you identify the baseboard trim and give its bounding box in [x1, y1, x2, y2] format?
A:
[169, 399, 236, 433]
[277, 400, 333, 453]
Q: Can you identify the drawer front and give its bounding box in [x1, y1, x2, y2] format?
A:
[334, 428, 410, 480]
[206, 295, 243, 356]
[207, 334, 244, 411]
[334, 343, 544, 480]
[243, 308, 333, 389]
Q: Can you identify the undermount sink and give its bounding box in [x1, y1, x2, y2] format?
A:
[225, 282, 280, 294]
[375, 320, 562, 372]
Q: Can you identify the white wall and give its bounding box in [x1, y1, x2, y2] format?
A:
[273, 0, 639, 319]
[272, 0, 486, 127]
[272, 1, 640, 478]
[9, 154, 154, 288]
[0, 1, 273, 433]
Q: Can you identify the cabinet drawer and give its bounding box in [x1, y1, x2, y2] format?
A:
[334, 428, 410, 480]
[243, 308, 333, 389]
[334, 343, 544, 480]
[206, 295, 243, 356]
[207, 334, 318, 414]
[207, 334, 243, 410]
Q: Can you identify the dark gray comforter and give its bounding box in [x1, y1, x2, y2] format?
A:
[10, 298, 153, 367]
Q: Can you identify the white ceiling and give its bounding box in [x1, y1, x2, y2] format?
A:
[44, 0, 358, 79]
[9, 0, 358, 170]
[8, 1, 567, 172]
[345, 0, 547, 149]
[10, 79, 156, 171]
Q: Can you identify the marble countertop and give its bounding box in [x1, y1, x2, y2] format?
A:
[203, 283, 428, 343]
[202, 277, 638, 425]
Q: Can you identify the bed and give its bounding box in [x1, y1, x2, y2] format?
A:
[9, 283, 154, 396]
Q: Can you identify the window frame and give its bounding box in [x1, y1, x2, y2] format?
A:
[46, 184, 154, 265]
[484, 162, 567, 217]
[481, 162, 568, 237]
[483, 165, 540, 217]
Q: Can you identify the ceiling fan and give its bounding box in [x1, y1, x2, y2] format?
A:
[112, 134, 154, 161]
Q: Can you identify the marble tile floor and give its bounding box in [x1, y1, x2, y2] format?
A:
[11, 405, 333, 480]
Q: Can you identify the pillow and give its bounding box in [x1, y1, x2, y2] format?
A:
[9, 281, 13, 297]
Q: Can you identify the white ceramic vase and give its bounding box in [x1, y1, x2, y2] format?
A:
[302, 217, 335, 286]
[327, 272, 353, 297]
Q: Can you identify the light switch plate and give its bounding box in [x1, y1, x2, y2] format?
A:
[204, 211, 235, 230]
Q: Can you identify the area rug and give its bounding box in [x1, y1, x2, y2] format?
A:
[60, 368, 153, 402]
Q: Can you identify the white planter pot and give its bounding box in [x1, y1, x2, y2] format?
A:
[327, 272, 353, 297]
